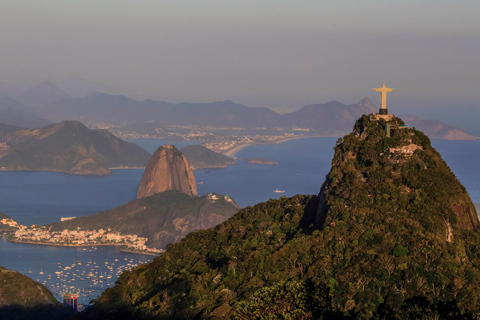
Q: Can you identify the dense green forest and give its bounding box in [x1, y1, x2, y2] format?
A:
[84, 115, 480, 319]
[0, 266, 75, 320]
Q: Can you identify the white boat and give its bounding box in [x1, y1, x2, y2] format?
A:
[274, 189, 285, 193]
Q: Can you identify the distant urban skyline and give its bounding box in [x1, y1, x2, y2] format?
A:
[1, 1, 479, 129]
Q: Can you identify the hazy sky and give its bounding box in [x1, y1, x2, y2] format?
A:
[1, 0, 479, 123]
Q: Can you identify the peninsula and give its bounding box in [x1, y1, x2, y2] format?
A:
[180, 144, 236, 169]
[50, 146, 239, 250]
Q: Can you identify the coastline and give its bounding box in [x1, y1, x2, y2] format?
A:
[223, 134, 341, 158]
[7, 238, 159, 256]
[119, 248, 161, 256]
[8, 238, 122, 248]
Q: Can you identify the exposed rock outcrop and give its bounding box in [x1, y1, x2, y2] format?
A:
[137, 145, 197, 198]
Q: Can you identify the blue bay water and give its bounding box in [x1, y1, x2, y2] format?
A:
[0, 170, 143, 226]
[430, 140, 480, 205]
[0, 137, 479, 304]
[195, 137, 337, 207]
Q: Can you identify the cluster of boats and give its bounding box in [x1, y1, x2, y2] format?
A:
[31, 256, 151, 303]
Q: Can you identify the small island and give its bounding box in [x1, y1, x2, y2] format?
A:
[247, 158, 279, 165]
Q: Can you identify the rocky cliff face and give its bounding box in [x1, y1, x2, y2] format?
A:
[137, 145, 197, 198]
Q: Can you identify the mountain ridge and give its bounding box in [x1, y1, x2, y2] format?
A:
[85, 114, 480, 319]
[34, 93, 477, 140]
[0, 120, 150, 175]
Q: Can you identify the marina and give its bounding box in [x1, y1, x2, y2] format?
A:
[0, 235, 154, 304]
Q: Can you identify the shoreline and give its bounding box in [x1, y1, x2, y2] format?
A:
[119, 248, 161, 256]
[8, 238, 123, 247]
[223, 134, 341, 158]
[7, 238, 159, 256]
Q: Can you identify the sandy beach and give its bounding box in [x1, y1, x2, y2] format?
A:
[222, 135, 340, 158]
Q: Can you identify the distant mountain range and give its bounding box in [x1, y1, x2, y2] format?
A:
[0, 121, 150, 175]
[1, 78, 477, 140]
[0, 97, 51, 128]
[400, 115, 478, 140]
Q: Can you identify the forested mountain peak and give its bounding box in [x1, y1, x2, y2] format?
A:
[317, 114, 478, 232]
[86, 115, 480, 319]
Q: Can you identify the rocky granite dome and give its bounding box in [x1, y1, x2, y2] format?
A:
[137, 145, 197, 198]
[0, 120, 150, 175]
[51, 190, 240, 249]
[85, 115, 480, 319]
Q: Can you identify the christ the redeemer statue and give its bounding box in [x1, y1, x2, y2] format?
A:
[373, 84, 395, 114]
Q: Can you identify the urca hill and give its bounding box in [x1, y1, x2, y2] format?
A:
[86, 115, 480, 319]
[52, 145, 239, 249]
[0, 121, 150, 175]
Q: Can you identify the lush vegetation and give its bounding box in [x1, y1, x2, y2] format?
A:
[84, 116, 480, 319]
[0, 266, 75, 320]
[181, 145, 236, 170]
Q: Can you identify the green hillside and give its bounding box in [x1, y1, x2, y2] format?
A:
[85, 115, 480, 319]
[51, 190, 240, 249]
[0, 120, 151, 175]
[0, 266, 74, 320]
[181, 145, 236, 170]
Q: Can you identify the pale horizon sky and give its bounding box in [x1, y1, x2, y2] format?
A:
[1, 0, 479, 127]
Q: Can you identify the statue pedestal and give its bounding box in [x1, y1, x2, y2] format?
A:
[371, 113, 394, 121]
[379, 108, 389, 115]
